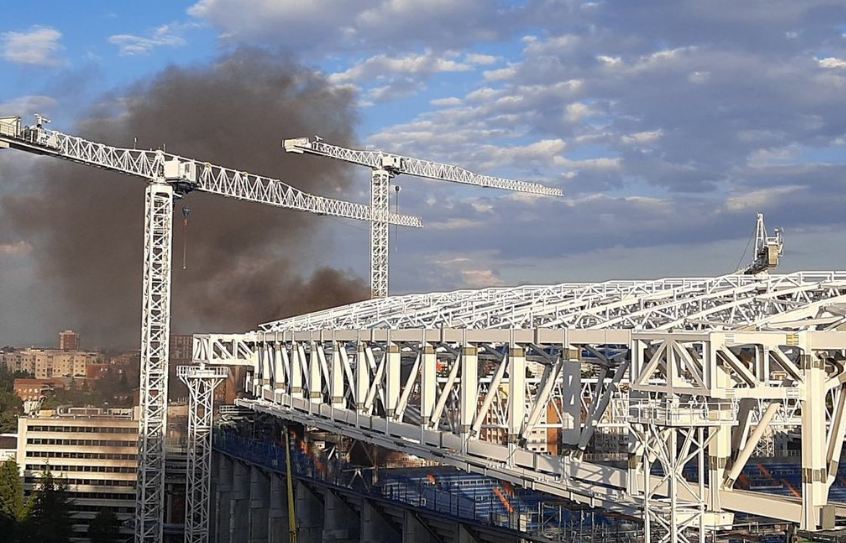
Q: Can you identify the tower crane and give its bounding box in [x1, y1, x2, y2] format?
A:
[283, 137, 563, 298]
[0, 115, 421, 543]
[739, 212, 784, 275]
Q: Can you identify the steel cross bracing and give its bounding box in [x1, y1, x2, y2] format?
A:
[283, 137, 564, 196]
[261, 272, 846, 333]
[0, 115, 423, 543]
[135, 182, 173, 543]
[178, 365, 228, 543]
[194, 327, 846, 534]
[0, 118, 421, 227]
[283, 136, 562, 298]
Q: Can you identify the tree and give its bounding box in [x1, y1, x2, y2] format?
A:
[23, 471, 73, 543]
[88, 508, 123, 543]
[0, 459, 29, 521]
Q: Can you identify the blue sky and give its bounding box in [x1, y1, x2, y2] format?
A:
[1, 1, 846, 346]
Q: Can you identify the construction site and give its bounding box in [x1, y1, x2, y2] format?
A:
[1, 109, 845, 543]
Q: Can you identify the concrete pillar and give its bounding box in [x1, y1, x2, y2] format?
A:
[385, 344, 401, 418]
[231, 460, 250, 542]
[402, 511, 436, 543]
[420, 345, 436, 426]
[457, 524, 479, 543]
[291, 341, 303, 400]
[268, 473, 288, 543]
[507, 347, 525, 445]
[309, 343, 322, 404]
[295, 481, 324, 543]
[560, 359, 581, 446]
[801, 350, 827, 530]
[330, 344, 345, 408]
[249, 465, 270, 543]
[356, 343, 370, 413]
[360, 499, 399, 543]
[215, 454, 234, 543]
[459, 346, 478, 442]
[321, 489, 359, 542]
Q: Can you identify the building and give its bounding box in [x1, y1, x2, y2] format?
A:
[59, 330, 80, 351]
[0, 433, 16, 462]
[17, 407, 138, 542]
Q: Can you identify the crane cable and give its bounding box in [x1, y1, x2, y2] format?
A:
[181, 207, 191, 270]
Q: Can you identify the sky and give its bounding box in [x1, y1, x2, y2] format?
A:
[1, 1, 846, 346]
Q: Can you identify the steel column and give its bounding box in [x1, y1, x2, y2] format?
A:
[135, 181, 174, 543]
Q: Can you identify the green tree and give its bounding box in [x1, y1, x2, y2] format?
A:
[0, 367, 24, 433]
[88, 508, 123, 543]
[0, 459, 30, 521]
[23, 471, 73, 543]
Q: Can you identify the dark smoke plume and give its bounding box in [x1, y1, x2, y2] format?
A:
[2, 49, 368, 348]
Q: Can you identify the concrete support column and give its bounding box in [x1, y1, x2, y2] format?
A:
[507, 347, 525, 445]
[801, 350, 827, 530]
[709, 360, 733, 512]
[291, 341, 303, 400]
[356, 343, 370, 413]
[268, 473, 287, 543]
[231, 460, 251, 542]
[360, 499, 399, 543]
[560, 358, 581, 446]
[459, 346, 478, 442]
[309, 343, 322, 403]
[321, 489, 359, 542]
[385, 344, 401, 418]
[420, 345, 436, 426]
[330, 343, 345, 408]
[457, 524, 479, 543]
[402, 511, 436, 543]
[215, 453, 234, 543]
[249, 465, 270, 543]
[273, 342, 286, 391]
[296, 481, 324, 543]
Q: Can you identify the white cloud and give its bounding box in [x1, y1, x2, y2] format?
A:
[483, 65, 517, 81]
[0, 241, 32, 256]
[817, 57, 846, 69]
[108, 24, 187, 56]
[621, 129, 663, 145]
[0, 95, 58, 116]
[430, 96, 462, 107]
[1, 26, 63, 66]
[465, 53, 498, 65]
[189, 0, 509, 52]
[725, 185, 804, 211]
[329, 50, 472, 85]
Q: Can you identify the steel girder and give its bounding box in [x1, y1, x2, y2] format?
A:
[260, 272, 846, 333]
[194, 328, 846, 529]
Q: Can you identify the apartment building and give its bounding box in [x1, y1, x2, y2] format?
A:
[17, 407, 139, 542]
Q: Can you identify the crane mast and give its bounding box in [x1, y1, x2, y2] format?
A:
[0, 115, 421, 543]
[740, 212, 784, 275]
[283, 136, 563, 297]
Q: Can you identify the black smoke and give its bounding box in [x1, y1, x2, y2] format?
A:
[2, 49, 368, 348]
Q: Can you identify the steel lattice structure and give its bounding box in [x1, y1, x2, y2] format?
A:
[260, 272, 846, 332]
[283, 136, 562, 298]
[0, 115, 423, 543]
[135, 182, 173, 543]
[178, 365, 228, 543]
[195, 270, 846, 541]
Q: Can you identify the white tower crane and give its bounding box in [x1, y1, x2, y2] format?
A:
[739, 212, 784, 275]
[283, 137, 563, 298]
[0, 115, 421, 543]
